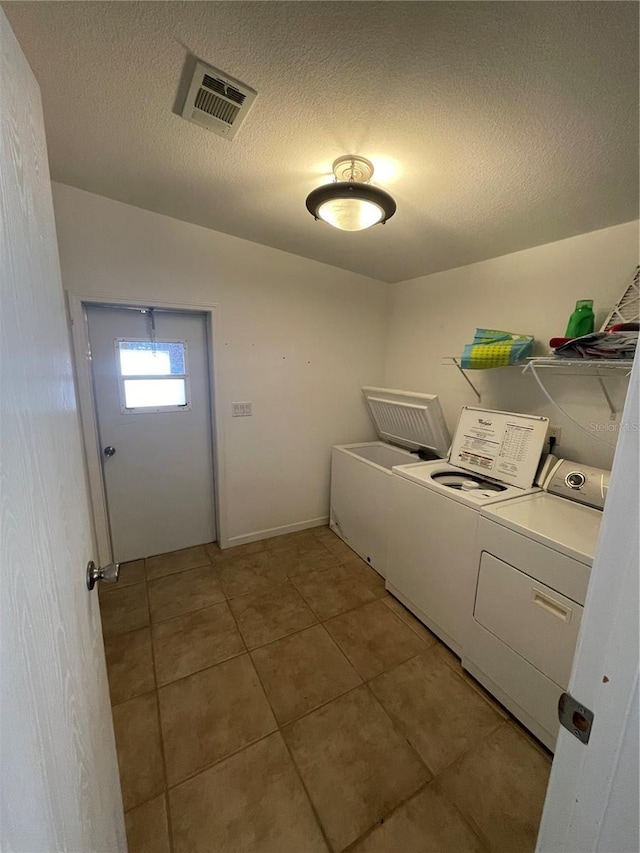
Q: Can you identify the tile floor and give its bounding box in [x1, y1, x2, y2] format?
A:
[100, 526, 552, 853]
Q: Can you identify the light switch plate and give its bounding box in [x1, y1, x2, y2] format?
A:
[232, 401, 252, 417]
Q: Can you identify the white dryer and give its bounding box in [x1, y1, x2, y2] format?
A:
[387, 407, 549, 655]
[463, 460, 608, 751]
[330, 387, 450, 577]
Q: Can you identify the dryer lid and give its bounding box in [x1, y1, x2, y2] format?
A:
[362, 387, 450, 458]
[449, 407, 549, 490]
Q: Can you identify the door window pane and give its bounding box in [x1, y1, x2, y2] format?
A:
[116, 339, 190, 412]
[123, 379, 187, 408]
[118, 341, 186, 376]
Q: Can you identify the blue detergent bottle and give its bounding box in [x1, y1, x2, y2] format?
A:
[565, 300, 595, 338]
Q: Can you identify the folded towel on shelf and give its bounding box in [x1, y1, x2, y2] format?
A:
[550, 329, 637, 360]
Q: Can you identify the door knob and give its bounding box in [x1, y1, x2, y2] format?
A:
[103, 446, 116, 457]
[86, 560, 120, 591]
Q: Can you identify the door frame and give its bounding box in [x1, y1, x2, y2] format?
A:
[67, 292, 227, 564]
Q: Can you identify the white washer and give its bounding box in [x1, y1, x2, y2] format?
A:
[387, 408, 549, 655]
[330, 387, 450, 577]
[463, 465, 606, 752]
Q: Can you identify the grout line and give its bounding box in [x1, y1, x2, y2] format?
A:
[362, 680, 431, 771]
[241, 615, 321, 653]
[140, 568, 175, 853]
[249, 627, 363, 728]
[288, 575, 387, 624]
[148, 647, 248, 693]
[429, 778, 493, 853]
[278, 727, 336, 853]
[382, 595, 439, 642]
[433, 642, 511, 720]
[145, 558, 213, 584]
[149, 596, 232, 631]
[106, 535, 376, 849]
[109, 531, 534, 853]
[163, 727, 280, 793]
[152, 611, 249, 692]
[431, 718, 508, 780]
[242, 631, 336, 853]
[340, 777, 438, 853]
[149, 595, 228, 626]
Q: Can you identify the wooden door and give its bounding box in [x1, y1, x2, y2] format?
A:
[0, 10, 125, 850]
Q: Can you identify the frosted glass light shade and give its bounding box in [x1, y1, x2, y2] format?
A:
[317, 197, 385, 231]
[306, 180, 396, 232]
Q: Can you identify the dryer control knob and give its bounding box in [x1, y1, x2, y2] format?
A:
[565, 471, 586, 490]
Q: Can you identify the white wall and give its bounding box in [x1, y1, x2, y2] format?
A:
[52, 183, 388, 545]
[54, 182, 638, 544]
[385, 221, 639, 469]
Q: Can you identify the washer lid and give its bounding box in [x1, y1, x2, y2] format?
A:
[362, 387, 450, 457]
[450, 407, 549, 490]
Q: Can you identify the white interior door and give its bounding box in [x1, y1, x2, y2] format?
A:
[535, 356, 639, 853]
[1, 10, 125, 851]
[87, 305, 217, 562]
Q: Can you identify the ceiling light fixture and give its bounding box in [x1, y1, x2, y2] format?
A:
[305, 156, 396, 232]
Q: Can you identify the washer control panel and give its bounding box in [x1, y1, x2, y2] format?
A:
[544, 459, 610, 510]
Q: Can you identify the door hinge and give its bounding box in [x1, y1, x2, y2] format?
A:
[558, 692, 594, 744]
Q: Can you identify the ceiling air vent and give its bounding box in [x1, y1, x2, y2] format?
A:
[181, 61, 257, 140]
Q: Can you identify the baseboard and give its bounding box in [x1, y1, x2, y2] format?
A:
[220, 516, 329, 549]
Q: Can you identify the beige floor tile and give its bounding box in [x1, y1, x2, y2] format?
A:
[291, 562, 386, 620]
[229, 581, 317, 649]
[100, 582, 149, 638]
[369, 647, 503, 775]
[508, 717, 554, 761]
[434, 641, 510, 719]
[347, 558, 387, 593]
[310, 524, 335, 541]
[351, 783, 485, 853]
[208, 539, 268, 564]
[104, 627, 155, 705]
[383, 594, 439, 644]
[266, 529, 322, 551]
[273, 541, 341, 577]
[283, 685, 429, 852]
[324, 599, 428, 680]
[148, 564, 225, 623]
[204, 540, 223, 562]
[152, 602, 245, 685]
[158, 654, 276, 785]
[218, 551, 288, 598]
[315, 531, 360, 562]
[112, 559, 146, 588]
[112, 692, 165, 811]
[169, 733, 328, 853]
[251, 624, 362, 724]
[124, 795, 170, 853]
[438, 724, 551, 853]
[146, 544, 211, 580]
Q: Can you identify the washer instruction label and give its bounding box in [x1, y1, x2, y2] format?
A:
[451, 408, 548, 489]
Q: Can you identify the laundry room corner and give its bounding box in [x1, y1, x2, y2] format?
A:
[384, 219, 639, 470]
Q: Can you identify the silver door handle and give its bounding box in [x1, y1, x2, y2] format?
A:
[86, 560, 120, 590]
[103, 446, 116, 457]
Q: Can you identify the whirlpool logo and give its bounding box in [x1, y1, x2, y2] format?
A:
[478, 419, 492, 426]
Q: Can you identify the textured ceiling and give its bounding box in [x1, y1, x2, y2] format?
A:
[3, 1, 638, 283]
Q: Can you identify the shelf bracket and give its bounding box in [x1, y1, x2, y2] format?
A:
[596, 375, 617, 420]
[523, 358, 632, 447]
[449, 357, 481, 403]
